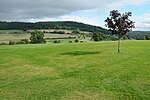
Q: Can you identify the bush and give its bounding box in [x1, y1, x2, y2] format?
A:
[53, 40, 61, 43]
[75, 39, 79, 42]
[72, 30, 80, 34]
[21, 39, 29, 44]
[43, 39, 47, 44]
[9, 41, 15, 45]
[92, 32, 106, 41]
[69, 41, 72, 43]
[52, 30, 65, 34]
[16, 41, 26, 44]
[145, 35, 150, 40]
[30, 31, 46, 44]
[0, 42, 7, 45]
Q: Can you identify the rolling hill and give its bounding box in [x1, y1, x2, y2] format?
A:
[0, 21, 110, 34]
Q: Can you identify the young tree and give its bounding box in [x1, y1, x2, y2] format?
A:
[105, 10, 135, 52]
[30, 31, 46, 44]
[92, 32, 105, 41]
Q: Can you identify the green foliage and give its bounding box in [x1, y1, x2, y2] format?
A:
[92, 32, 105, 41]
[145, 35, 150, 40]
[8, 41, 15, 45]
[21, 39, 29, 44]
[52, 30, 65, 34]
[0, 21, 111, 34]
[0, 42, 7, 45]
[30, 31, 46, 44]
[8, 40, 29, 45]
[16, 41, 26, 44]
[122, 35, 128, 40]
[53, 40, 61, 43]
[74, 39, 79, 42]
[72, 30, 80, 34]
[69, 41, 72, 43]
[129, 31, 150, 40]
[105, 35, 118, 41]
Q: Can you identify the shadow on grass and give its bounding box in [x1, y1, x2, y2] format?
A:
[61, 51, 100, 56]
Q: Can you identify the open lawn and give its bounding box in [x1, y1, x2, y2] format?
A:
[0, 40, 150, 100]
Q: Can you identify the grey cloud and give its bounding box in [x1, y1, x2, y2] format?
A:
[0, 0, 111, 21]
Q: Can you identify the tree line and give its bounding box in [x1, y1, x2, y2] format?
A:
[0, 21, 110, 34]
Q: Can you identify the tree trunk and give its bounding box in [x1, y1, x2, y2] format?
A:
[118, 36, 121, 53]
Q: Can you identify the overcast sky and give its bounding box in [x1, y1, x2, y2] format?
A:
[0, 0, 150, 31]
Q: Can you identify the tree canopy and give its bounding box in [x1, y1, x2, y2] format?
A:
[0, 21, 111, 34]
[105, 10, 135, 52]
[30, 31, 46, 44]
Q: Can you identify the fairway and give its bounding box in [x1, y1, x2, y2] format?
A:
[0, 41, 150, 100]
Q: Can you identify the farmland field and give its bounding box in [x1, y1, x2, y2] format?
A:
[0, 40, 150, 100]
[0, 30, 76, 43]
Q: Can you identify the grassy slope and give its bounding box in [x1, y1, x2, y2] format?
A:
[0, 41, 150, 100]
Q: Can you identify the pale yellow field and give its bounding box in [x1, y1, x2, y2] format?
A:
[0, 33, 75, 43]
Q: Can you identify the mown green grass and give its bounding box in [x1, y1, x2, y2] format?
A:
[0, 40, 150, 100]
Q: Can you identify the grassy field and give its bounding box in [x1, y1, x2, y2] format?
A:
[0, 40, 150, 100]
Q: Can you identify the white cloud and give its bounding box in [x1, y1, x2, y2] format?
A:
[1, 0, 149, 21]
[29, 15, 101, 26]
[128, 0, 149, 5]
[133, 13, 150, 31]
[0, 0, 149, 31]
[106, 0, 149, 11]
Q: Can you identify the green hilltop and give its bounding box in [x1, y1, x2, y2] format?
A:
[0, 21, 110, 34]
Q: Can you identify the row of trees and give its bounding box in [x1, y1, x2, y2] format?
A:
[0, 21, 110, 34]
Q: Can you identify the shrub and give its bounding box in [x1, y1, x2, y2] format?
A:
[53, 40, 61, 43]
[30, 31, 46, 44]
[75, 39, 79, 42]
[69, 41, 72, 43]
[92, 32, 106, 41]
[52, 30, 65, 34]
[16, 41, 26, 44]
[9, 41, 15, 45]
[0, 42, 7, 45]
[145, 35, 150, 40]
[72, 30, 80, 34]
[21, 39, 29, 44]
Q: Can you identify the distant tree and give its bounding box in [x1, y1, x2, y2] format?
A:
[74, 39, 79, 42]
[92, 32, 105, 41]
[53, 40, 61, 43]
[72, 30, 80, 34]
[105, 10, 135, 52]
[80, 33, 86, 39]
[145, 35, 150, 40]
[122, 35, 128, 40]
[9, 41, 15, 45]
[30, 31, 46, 44]
[21, 39, 29, 44]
